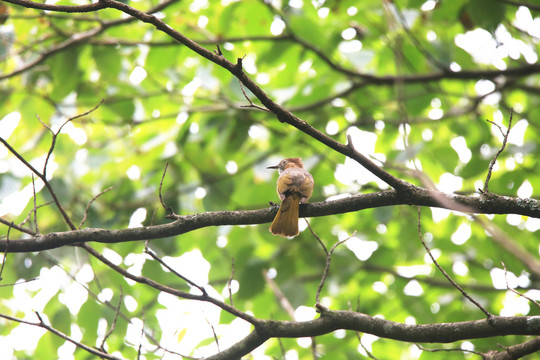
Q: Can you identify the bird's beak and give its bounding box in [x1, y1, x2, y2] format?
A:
[267, 164, 279, 169]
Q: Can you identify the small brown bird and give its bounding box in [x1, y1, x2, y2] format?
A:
[268, 158, 314, 237]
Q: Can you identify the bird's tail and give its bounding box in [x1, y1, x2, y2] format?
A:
[269, 194, 300, 237]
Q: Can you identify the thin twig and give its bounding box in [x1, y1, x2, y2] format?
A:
[214, 43, 223, 56]
[18, 200, 53, 230]
[277, 338, 287, 359]
[483, 108, 514, 193]
[306, 220, 352, 305]
[100, 288, 123, 351]
[39, 252, 188, 358]
[347, 299, 377, 360]
[0, 311, 124, 360]
[417, 208, 492, 318]
[0, 132, 67, 230]
[144, 246, 208, 296]
[310, 338, 318, 360]
[473, 215, 540, 279]
[238, 81, 270, 112]
[158, 162, 174, 216]
[0, 223, 11, 280]
[79, 186, 114, 229]
[79, 243, 258, 325]
[227, 257, 235, 306]
[0, 218, 35, 236]
[43, 99, 104, 179]
[0, 103, 102, 231]
[347, 301, 378, 360]
[502, 262, 540, 308]
[31, 175, 39, 234]
[416, 344, 483, 356]
[262, 269, 295, 318]
[137, 316, 145, 360]
[205, 316, 220, 352]
[0, 277, 38, 287]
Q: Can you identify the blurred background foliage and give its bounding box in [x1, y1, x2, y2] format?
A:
[0, 0, 540, 359]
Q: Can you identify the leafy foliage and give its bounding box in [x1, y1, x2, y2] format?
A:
[0, 0, 540, 359]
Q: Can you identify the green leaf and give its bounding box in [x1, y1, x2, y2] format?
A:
[92, 46, 122, 79]
[48, 47, 81, 100]
[464, 0, 506, 32]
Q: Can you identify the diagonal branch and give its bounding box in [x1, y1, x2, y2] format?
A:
[0, 137, 75, 229]
[473, 215, 540, 279]
[417, 208, 491, 318]
[0, 312, 123, 360]
[483, 109, 514, 194]
[1, 101, 103, 231]
[13, 0, 408, 191]
[78, 242, 259, 325]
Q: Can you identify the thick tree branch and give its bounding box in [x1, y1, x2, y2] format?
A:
[206, 311, 540, 360]
[485, 336, 540, 360]
[2, 189, 540, 252]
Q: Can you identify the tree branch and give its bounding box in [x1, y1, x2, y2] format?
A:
[484, 336, 540, 360]
[2, 188, 540, 252]
[78, 243, 258, 325]
[0, 312, 123, 360]
[206, 311, 540, 360]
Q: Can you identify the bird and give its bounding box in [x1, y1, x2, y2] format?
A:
[267, 158, 314, 237]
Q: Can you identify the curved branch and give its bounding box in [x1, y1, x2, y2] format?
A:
[206, 310, 540, 360]
[485, 336, 540, 360]
[2, 189, 540, 252]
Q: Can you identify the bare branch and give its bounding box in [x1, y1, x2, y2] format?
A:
[79, 243, 257, 324]
[473, 215, 540, 279]
[0, 218, 35, 236]
[144, 246, 208, 296]
[262, 269, 295, 319]
[239, 81, 270, 112]
[502, 262, 540, 308]
[483, 336, 540, 359]
[227, 257, 235, 306]
[307, 220, 352, 305]
[206, 316, 220, 353]
[483, 108, 514, 193]
[417, 208, 492, 318]
[0, 312, 123, 360]
[100, 289, 123, 351]
[158, 162, 174, 217]
[79, 186, 114, 229]
[3, 189, 540, 252]
[31, 175, 39, 234]
[206, 312, 540, 360]
[0, 223, 11, 280]
[43, 99, 104, 179]
[348, 301, 379, 360]
[1, 136, 72, 230]
[0, 277, 39, 287]
[416, 343, 483, 356]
